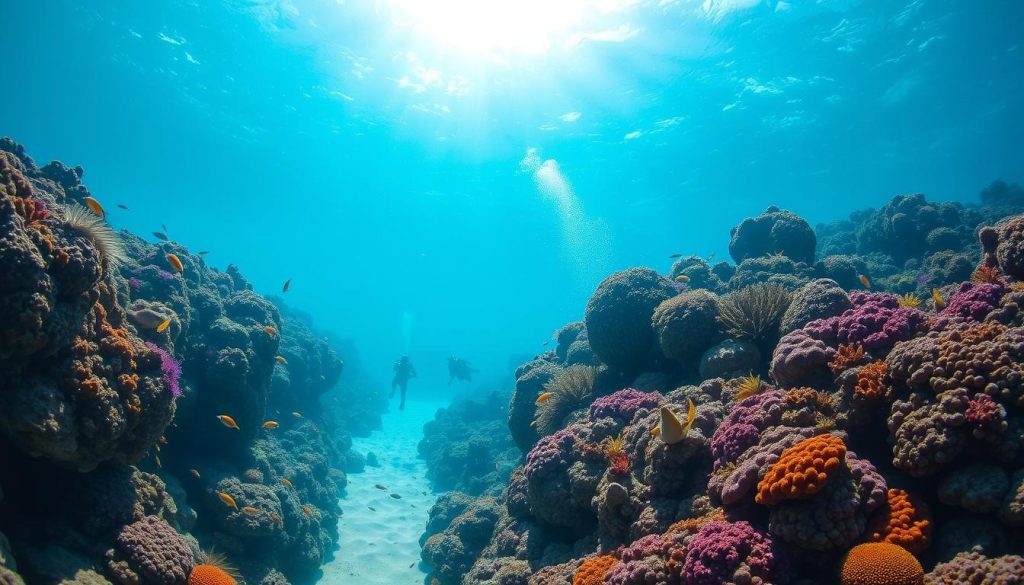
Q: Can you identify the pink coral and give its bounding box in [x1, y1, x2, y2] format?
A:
[145, 342, 182, 398]
[682, 520, 779, 585]
[588, 388, 663, 424]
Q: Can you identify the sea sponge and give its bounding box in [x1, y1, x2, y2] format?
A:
[868, 489, 932, 554]
[770, 328, 837, 388]
[755, 433, 846, 506]
[781, 278, 852, 333]
[981, 215, 1024, 279]
[728, 206, 816, 264]
[855, 361, 888, 400]
[572, 555, 618, 585]
[888, 389, 971, 477]
[584, 268, 677, 371]
[840, 542, 924, 585]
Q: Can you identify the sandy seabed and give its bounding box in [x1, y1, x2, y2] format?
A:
[320, 399, 445, 584]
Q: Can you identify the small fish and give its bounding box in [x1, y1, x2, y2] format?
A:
[374, 484, 387, 490]
[154, 444, 161, 452]
[535, 392, 554, 404]
[84, 196, 105, 217]
[530, 420, 538, 428]
[302, 505, 313, 517]
[198, 250, 210, 255]
[282, 279, 291, 293]
[932, 288, 946, 310]
[542, 340, 549, 346]
[153, 231, 168, 241]
[669, 253, 682, 259]
[390, 493, 402, 499]
[262, 421, 279, 429]
[217, 414, 240, 430]
[166, 253, 184, 273]
[650, 426, 661, 437]
[117, 204, 129, 210]
[190, 469, 201, 479]
[368, 506, 376, 511]
[674, 274, 690, 283]
[265, 325, 278, 336]
[156, 317, 172, 333]
[409, 562, 416, 569]
[242, 506, 259, 515]
[291, 411, 302, 418]
[218, 492, 238, 510]
[706, 253, 715, 262]
[159, 435, 167, 444]
[154, 454, 162, 467]
[270, 512, 283, 525]
[275, 355, 288, 364]
[858, 274, 871, 288]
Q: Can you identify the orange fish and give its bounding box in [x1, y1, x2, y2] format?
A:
[282, 279, 291, 293]
[217, 415, 240, 430]
[84, 196, 105, 217]
[674, 274, 690, 283]
[218, 492, 238, 510]
[280, 478, 294, 489]
[270, 512, 283, 525]
[241, 506, 259, 515]
[156, 317, 172, 333]
[858, 274, 871, 288]
[262, 421, 279, 429]
[535, 392, 553, 404]
[265, 325, 278, 336]
[275, 355, 288, 364]
[190, 469, 201, 479]
[291, 411, 302, 418]
[302, 505, 313, 517]
[166, 253, 184, 273]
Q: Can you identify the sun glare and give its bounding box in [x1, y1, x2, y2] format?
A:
[380, 0, 590, 56]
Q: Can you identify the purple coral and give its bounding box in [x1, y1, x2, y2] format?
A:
[804, 291, 927, 351]
[32, 196, 49, 219]
[113, 515, 194, 584]
[682, 520, 778, 585]
[156, 269, 176, 282]
[936, 282, 1004, 326]
[128, 276, 142, 292]
[524, 428, 575, 480]
[710, 390, 786, 469]
[145, 342, 182, 398]
[588, 388, 663, 424]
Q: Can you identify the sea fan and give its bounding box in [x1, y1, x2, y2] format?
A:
[533, 365, 599, 436]
[61, 203, 127, 269]
[145, 341, 182, 398]
[717, 283, 791, 342]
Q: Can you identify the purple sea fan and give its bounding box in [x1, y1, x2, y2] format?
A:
[145, 341, 182, 398]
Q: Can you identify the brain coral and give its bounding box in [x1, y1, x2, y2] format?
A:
[651, 289, 725, 365]
[868, 489, 932, 554]
[781, 278, 852, 333]
[110, 515, 194, 585]
[769, 328, 837, 389]
[584, 268, 677, 371]
[572, 555, 618, 585]
[756, 433, 846, 506]
[840, 542, 924, 585]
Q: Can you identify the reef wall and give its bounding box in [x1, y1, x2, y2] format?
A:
[419, 185, 1024, 585]
[0, 139, 386, 585]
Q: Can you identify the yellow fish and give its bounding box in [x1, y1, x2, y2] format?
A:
[282, 279, 291, 293]
[265, 325, 278, 336]
[932, 288, 946, 310]
[217, 415, 240, 430]
[262, 421, 279, 429]
[280, 478, 294, 489]
[154, 454, 162, 467]
[156, 317, 172, 333]
[84, 196, 105, 217]
[650, 426, 661, 437]
[302, 505, 313, 517]
[858, 274, 871, 288]
[190, 469, 201, 479]
[275, 355, 288, 364]
[218, 492, 238, 510]
[674, 274, 690, 283]
[291, 411, 302, 418]
[535, 392, 554, 404]
[166, 253, 184, 273]
[241, 506, 259, 515]
[658, 399, 696, 445]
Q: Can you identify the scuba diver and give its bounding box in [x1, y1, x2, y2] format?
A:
[391, 355, 417, 410]
[447, 355, 479, 386]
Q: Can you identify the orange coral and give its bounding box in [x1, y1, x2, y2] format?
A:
[188, 565, 237, 585]
[667, 508, 727, 534]
[840, 542, 923, 585]
[972, 264, 1003, 284]
[784, 387, 834, 410]
[755, 434, 846, 506]
[855, 361, 888, 400]
[830, 344, 867, 374]
[118, 373, 139, 392]
[868, 489, 932, 555]
[573, 555, 619, 585]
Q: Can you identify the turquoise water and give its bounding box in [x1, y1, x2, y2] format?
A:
[2, 0, 1022, 396]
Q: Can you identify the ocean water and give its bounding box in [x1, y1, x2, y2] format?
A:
[2, 1, 1024, 585]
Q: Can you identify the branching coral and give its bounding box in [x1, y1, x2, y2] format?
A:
[573, 555, 618, 585]
[716, 283, 791, 342]
[855, 361, 888, 400]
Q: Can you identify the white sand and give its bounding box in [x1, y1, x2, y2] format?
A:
[320, 399, 444, 584]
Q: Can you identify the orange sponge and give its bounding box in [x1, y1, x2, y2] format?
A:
[755, 434, 846, 506]
[573, 555, 619, 585]
[840, 542, 923, 585]
[868, 489, 932, 555]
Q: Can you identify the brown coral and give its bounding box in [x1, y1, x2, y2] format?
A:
[572, 555, 618, 585]
[840, 542, 923, 585]
[868, 488, 932, 554]
[830, 343, 868, 374]
[855, 361, 889, 401]
[972, 264, 1003, 285]
[755, 434, 846, 506]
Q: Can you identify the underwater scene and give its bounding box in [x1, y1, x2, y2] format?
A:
[1, 0, 1024, 584]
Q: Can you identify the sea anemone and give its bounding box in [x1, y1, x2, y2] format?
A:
[533, 365, 598, 436]
[61, 203, 127, 269]
[189, 551, 241, 585]
[897, 293, 921, 308]
[717, 283, 791, 342]
[600, 433, 626, 459]
[732, 374, 762, 401]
